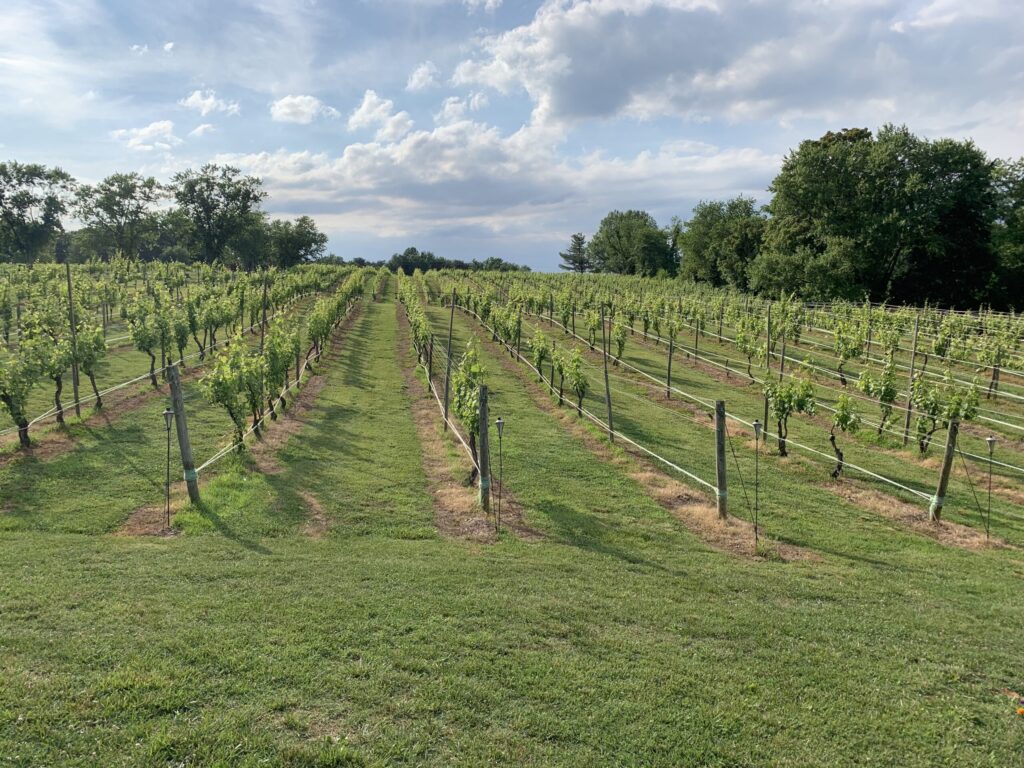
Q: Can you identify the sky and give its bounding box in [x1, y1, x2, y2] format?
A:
[2, 0, 1022, 270]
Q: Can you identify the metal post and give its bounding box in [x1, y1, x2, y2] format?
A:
[600, 304, 614, 442]
[929, 419, 959, 522]
[478, 386, 491, 513]
[65, 262, 81, 417]
[427, 334, 434, 382]
[168, 364, 201, 504]
[753, 419, 762, 548]
[715, 401, 727, 519]
[762, 303, 771, 431]
[442, 288, 456, 432]
[902, 312, 920, 447]
[163, 408, 174, 529]
[495, 417, 505, 534]
[985, 436, 996, 540]
[666, 337, 673, 398]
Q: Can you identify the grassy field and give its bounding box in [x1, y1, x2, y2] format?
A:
[2, 289, 1023, 766]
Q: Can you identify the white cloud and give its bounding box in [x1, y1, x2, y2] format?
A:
[406, 61, 440, 91]
[463, 0, 502, 12]
[163, 41, 174, 52]
[452, 0, 1024, 134]
[348, 90, 414, 141]
[129, 44, 148, 54]
[178, 89, 241, 117]
[188, 123, 215, 138]
[270, 94, 340, 124]
[111, 120, 181, 151]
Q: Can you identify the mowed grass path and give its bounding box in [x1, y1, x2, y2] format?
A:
[0, 295, 1022, 766]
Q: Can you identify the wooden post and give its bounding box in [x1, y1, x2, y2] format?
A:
[516, 306, 523, 358]
[778, 322, 787, 382]
[571, 301, 576, 336]
[929, 419, 959, 522]
[478, 385, 491, 513]
[902, 312, 920, 447]
[65, 263, 81, 417]
[427, 334, 434, 382]
[168, 364, 201, 505]
[600, 304, 614, 442]
[259, 275, 268, 353]
[715, 400, 727, 519]
[442, 288, 456, 432]
[666, 337, 673, 398]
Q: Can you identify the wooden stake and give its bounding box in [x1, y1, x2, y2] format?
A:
[442, 288, 456, 432]
[65, 263, 81, 417]
[478, 385, 491, 513]
[168, 364, 201, 505]
[902, 312, 920, 447]
[929, 419, 959, 522]
[600, 304, 614, 442]
[666, 337, 673, 398]
[763, 302, 771, 431]
[715, 400, 728, 520]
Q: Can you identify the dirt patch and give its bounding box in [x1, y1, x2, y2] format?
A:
[249, 303, 363, 474]
[395, 303, 540, 543]
[828, 481, 1015, 550]
[115, 503, 179, 537]
[298, 491, 329, 538]
[468, 312, 815, 562]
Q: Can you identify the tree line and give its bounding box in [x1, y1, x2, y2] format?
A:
[339, 246, 529, 273]
[0, 162, 328, 270]
[560, 125, 1024, 308]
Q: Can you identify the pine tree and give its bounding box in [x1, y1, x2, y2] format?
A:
[558, 233, 592, 272]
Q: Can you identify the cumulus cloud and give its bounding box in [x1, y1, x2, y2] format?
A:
[270, 94, 340, 124]
[111, 120, 181, 151]
[178, 89, 240, 117]
[452, 0, 1024, 131]
[348, 90, 414, 141]
[129, 44, 148, 55]
[188, 123, 215, 138]
[163, 41, 174, 52]
[406, 61, 440, 91]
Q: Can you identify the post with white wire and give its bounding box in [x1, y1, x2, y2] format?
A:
[600, 304, 614, 442]
[478, 386, 491, 514]
[495, 417, 505, 534]
[715, 401, 728, 519]
[168, 364, 201, 505]
[929, 419, 959, 522]
[753, 419, 762, 548]
[985, 436, 996, 540]
[163, 408, 174, 528]
[442, 288, 456, 432]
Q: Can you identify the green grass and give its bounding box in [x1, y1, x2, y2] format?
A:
[1, 292, 1023, 766]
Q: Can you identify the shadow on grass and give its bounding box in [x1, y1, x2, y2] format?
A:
[541, 501, 677, 575]
[189, 500, 273, 554]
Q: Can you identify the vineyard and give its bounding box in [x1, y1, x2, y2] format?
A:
[2, 265, 1023, 766]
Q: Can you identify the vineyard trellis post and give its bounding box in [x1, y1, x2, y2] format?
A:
[259, 275, 268, 353]
[443, 288, 456, 432]
[902, 312, 920, 447]
[929, 418, 959, 522]
[427, 333, 434, 381]
[600, 304, 614, 442]
[715, 400, 727, 520]
[762, 302, 772, 431]
[65, 263, 81, 418]
[168, 364, 201, 505]
[778, 321, 787, 382]
[478, 385, 491, 513]
[666, 336, 673, 399]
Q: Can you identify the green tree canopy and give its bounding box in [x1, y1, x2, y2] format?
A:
[678, 196, 765, 290]
[559, 232, 592, 272]
[171, 164, 266, 264]
[588, 210, 676, 276]
[74, 172, 163, 259]
[0, 161, 75, 263]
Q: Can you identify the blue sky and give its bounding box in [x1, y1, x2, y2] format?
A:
[2, 0, 1022, 270]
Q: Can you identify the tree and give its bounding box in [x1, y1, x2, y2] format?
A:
[75, 173, 162, 260]
[0, 162, 75, 262]
[559, 233, 592, 272]
[753, 125, 998, 305]
[270, 216, 328, 268]
[990, 158, 1024, 308]
[677, 197, 765, 290]
[171, 164, 266, 264]
[588, 210, 676, 275]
